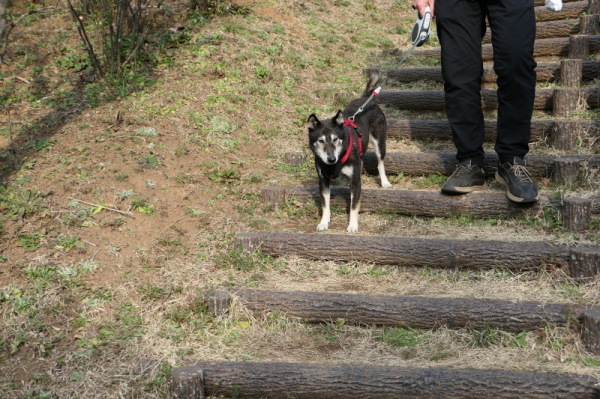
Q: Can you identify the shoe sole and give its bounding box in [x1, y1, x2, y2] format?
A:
[441, 184, 485, 194]
[495, 172, 539, 203]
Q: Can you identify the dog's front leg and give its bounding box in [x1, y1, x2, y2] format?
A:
[347, 163, 361, 233]
[317, 175, 331, 231]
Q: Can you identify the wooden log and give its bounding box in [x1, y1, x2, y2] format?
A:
[387, 118, 600, 142]
[553, 88, 588, 117]
[563, 197, 593, 232]
[262, 186, 550, 218]
[569, 35, 589, 58]
[283, 152, 600, 179]
[569, 248, 600, 281]
[363, 152, 600, 179]
[170, 361, 600, 399]
[206, 290, 231, 316]
[483, 19, 579, 43]
[561, 59, 583, 88]
[378, 89, 555, 112]
[378, 60, 600, 85]
[170, 368, 204, 399]
[397, 37, 572, 61]
[384, 119, 600, 143]
[261, 185, 600, 217]
[584, 87, 600, 108]
[579, 14, 599, 35]
[550, 120, 578, 150]
[234, 232, 575, 270]
[582, 60, 600, 81]
[582, 309, 600, 355]
[535, 1, 588, 22]
[588, 35, 600, 53]
[589, 0, 600, 15]
[553, 158, 582, 183]
[205, 289, 588, 332]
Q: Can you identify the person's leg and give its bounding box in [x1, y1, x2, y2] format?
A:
[436, 0, 487, 168]
[487, 0, 536, 164]
[437, 0, 487, 194]
[487, 0, 539, 202]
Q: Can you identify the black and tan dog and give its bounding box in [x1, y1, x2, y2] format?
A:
[307, 71, 392, 233]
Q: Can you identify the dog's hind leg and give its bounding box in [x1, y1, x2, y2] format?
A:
[317, 176, 331, 231]
[369, 135, 392, 188]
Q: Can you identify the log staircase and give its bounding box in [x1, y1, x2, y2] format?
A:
[170, 1, 600, 397]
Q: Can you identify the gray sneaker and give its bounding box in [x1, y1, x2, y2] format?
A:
[495, 157, 539, 203]
[441, 160, 485, 194]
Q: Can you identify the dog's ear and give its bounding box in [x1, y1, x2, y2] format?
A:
[307, 114, 320, 131]
[333, 110, 345, 126]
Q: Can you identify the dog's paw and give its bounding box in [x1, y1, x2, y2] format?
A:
[317, 222, 329, 231]
[381, 181, 393, 189]
[346, 224, 359, 233]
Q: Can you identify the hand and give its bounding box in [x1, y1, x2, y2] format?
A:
[413, 0, 434, 18]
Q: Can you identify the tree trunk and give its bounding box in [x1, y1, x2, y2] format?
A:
[204, 289, 589, 332]
[234, 232, 576, 271]
[170, 362, 600, 399]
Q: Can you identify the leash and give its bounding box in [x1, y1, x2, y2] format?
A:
[347, 6, 431, 123]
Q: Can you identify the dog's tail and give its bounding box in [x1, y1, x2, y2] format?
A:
[361, 70, 382, 98]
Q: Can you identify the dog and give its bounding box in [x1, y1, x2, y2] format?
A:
[307, 71, 392, 233]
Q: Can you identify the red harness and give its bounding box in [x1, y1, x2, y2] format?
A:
[341, 119, 364, 163]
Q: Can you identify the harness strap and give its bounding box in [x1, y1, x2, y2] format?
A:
[323, 121, 364, 180]
[343, 119, 364, 157]
[339, 127, 354, 165]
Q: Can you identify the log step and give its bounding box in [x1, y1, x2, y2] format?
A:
[371, 60, 600, 84]
[285, 152, 600, 180]
[170, 361, 600, 399]
[377, 87, 600, 112]
[534, 0, 590, 22]
[484, 18, 581, 43]
[383, 119, 600, 143]
[234, 232, 600, 273]
[387, 35, 600, 61]
[204, 289, 592, 332]
[261, 186, 600, 217]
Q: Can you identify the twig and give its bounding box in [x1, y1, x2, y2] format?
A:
[73, 199, 134, 217]
[3, 75, 30, 84]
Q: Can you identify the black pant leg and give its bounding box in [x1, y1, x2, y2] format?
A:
[436, 0, 487, 167]
[487, 0, 537, 163]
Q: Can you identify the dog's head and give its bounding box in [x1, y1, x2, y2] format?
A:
[307, 110, 346, 165]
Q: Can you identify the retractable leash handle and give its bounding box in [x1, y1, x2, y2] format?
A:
[411, 5, 431, 47]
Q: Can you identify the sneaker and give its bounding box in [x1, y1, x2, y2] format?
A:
[441, 160, 486, 194]
[495, 157, 539, 203]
